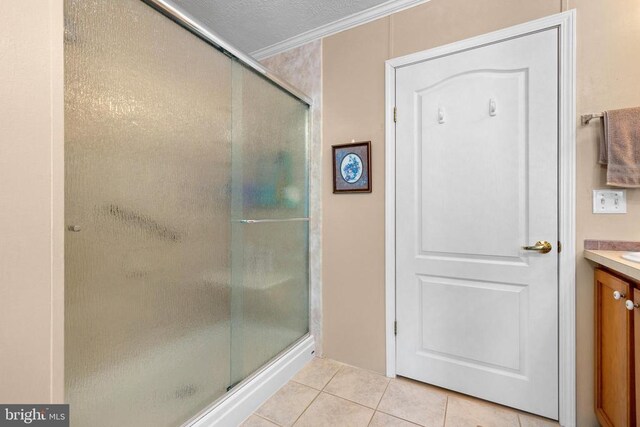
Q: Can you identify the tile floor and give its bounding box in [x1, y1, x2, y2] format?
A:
[241, 358, 560, 427]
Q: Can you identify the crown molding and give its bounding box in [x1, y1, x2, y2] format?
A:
[251, 0, 433, 60]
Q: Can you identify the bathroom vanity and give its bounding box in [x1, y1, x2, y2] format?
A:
[585, 249, 640, 427]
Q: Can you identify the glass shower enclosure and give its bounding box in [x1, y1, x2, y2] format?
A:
[63, 0, 310, 425]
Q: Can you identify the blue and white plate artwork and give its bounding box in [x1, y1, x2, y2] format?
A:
[333, 141, 371, 193]
[340, 153, 363, 183]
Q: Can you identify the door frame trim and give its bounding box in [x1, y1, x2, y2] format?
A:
[384, 11, 576, 426]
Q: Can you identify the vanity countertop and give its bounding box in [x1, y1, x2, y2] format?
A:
[584, 250, 640, 282]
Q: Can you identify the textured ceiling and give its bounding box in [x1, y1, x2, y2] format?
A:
[169, 0, 392, 54]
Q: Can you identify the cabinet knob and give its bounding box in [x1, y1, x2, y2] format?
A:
[613, 290, 626, 300]
[625, 300, 639, 311]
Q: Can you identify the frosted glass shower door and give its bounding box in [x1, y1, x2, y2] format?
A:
[230, 62, 310, 386]
[64, 0, 232, 426]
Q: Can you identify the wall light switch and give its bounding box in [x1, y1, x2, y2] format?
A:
[593, 189, 627, 214]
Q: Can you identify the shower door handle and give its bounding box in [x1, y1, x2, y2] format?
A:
[235, 218, 309, 224]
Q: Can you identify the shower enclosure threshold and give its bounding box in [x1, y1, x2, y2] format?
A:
[185, 335, 315, 427]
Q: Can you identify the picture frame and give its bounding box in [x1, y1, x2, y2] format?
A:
[332, 141, 372, 193]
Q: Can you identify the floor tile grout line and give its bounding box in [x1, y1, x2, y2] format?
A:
[374, 377, 392, 411]
[289, 360, 344, 391]
[321, 364, 344, 391]
[322, 388, 386, 411]
[271, 360, 344, 426]
[367, 379, 393, 427]
[253, 412, 283, 427]
[308, 391, 378, 427]
[375, 406, 424, 425]
[365, 408, 375, 427]
[290, 378, 322, 392]
[442, 395, 449, 427]
[375, 379, 447, 426]
[289, 388, 322, 427]
[371, 408, 424, 427]
[252, 403, 282, 427]
[254, 413, 282, 427]
[321, 364, 392, 411]
[320, 388, 384, 411]
[291, 384, 330, 426]
[253, 378, 319, 426]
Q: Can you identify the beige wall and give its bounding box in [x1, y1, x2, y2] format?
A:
[573, 0, 640, 424]
[322, 0, 640, 425]
[323, 16, 391, 374]
[0, 0, 64, 403]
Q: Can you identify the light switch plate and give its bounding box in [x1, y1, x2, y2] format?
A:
[593, 189, 627, 214]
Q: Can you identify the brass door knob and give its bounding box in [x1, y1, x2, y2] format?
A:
[522, 240, 552, 254]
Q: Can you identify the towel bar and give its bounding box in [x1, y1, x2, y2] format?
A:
[581, 112, 604, 126]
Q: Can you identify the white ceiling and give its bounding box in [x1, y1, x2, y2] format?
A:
[170, 0, 394, 55]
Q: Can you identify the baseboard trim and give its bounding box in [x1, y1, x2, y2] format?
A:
[188, 335, 315, 427]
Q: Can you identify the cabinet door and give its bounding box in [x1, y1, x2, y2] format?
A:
[595, 268, 634, 427]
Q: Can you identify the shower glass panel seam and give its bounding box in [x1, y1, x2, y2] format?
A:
[141, 0, 313, 106]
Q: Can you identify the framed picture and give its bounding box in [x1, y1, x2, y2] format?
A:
[332, 141, 371, 193]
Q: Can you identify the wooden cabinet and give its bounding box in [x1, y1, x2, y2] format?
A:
[595, 268, 636, 427]
[635, 288, 640, 427]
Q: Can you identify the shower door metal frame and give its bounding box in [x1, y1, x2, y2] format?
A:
[142, 0, 313, 107]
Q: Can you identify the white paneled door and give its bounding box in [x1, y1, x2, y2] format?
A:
[395, 28, 559, 419]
